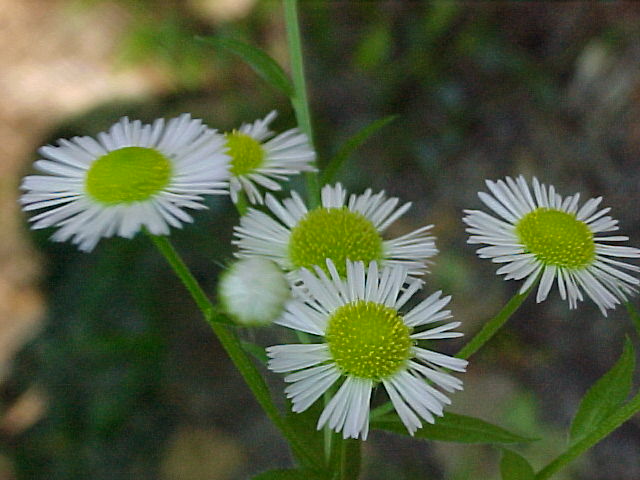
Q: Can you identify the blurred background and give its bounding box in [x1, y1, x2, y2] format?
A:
[2, 0, 640, 478]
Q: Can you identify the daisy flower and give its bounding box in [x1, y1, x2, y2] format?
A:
[267, 260, 467, 440]
[225, 110, 316, 204]
[463, 175, 640, 315]
[233, 183, 437, 281]
[20, 114, 229, 252]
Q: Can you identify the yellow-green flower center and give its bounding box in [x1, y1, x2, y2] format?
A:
[325, 300, 412, 381]
[225, 132, 265, 176]
[288, 207, 384, 277]
[515, 208, 595, 268]
[85, 146, 172, 204]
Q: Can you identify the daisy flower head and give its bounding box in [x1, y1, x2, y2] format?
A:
[267, 259, 467, 440]
[225, 110, 316, 204]
[463, 175, 640, 315]
[233, 183, 437, 282]
[20, 114, 230, 252]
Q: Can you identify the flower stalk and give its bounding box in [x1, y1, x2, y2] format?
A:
[149, 234, 322, 472]
[283, 0, 320, 208]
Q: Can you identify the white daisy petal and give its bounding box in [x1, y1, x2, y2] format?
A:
[266, 344, 332, 372]
[284, 364, 342, 413]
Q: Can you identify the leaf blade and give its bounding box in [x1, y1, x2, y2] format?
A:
[197, 36, 294, 96]
[500, 449, 535, 480]
[371, 411, 535, 444]
[569, 337, 635, 444]
[320, 115, 398, 185]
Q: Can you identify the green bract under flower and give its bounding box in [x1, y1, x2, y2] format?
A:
[288, 207, 384, 277]
[226, 131, 265, 176]
[86, 146, 172, 204]
[515, 208, 595, 269]
[326, 300, 412, 381]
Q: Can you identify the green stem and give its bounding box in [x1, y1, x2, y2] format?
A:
[149, 235, 322, 471]
[624, 301, 640, 337]
[323, 391, 333, 463]
[283, 0, 320, 208]
[456, 287, 532, 360]
[150, 234, 214, 320]
[339, 439, 361, 479]
[535, 390, 640, 479]
[234, 189, 249, 216]
[370, 286, 532, 428]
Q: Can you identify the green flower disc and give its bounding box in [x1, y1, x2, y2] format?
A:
[226, 132, 265, 176]
[515, 208, 595, 268]
[288, 207, 384, 277]
[326, 300, 412, 381]
[86, 146, 172, 204]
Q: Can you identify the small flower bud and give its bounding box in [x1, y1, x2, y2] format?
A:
[218, 257, 291, 326]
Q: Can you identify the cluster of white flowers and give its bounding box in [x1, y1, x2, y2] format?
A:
[20, 112, 640, 441]
[20, 111, 315, 251]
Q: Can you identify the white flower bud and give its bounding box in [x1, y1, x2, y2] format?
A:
[218, 257, 291, 326]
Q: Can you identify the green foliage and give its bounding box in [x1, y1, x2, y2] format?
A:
[569, 338, 635, 444]
[500, 449, 535, 480]
[625, 302, 640, 338]
[198, 36, 294, 97]
[241, 339, 269, 364]
[285, 400, 325, 464]
[320, 115, 398, 186]
[252, 468, 324, 480]
[354, 23, 391, 70]
[117, 13, 212, 89]
[12, 238, 174, 479]
[371, 411, 536, 444]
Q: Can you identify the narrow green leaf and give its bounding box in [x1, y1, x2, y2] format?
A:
[320, 115, 398, 185]
[536, 389, 640, 479]
[625, 302, 640, 338]
[500, 449, 535, 480]
[197, 36, 294, 96]
[240, 340, 268, 364]
[569, 337, 635, 444]
[371, 411, 536, 444]
[252, 469, 324, 480]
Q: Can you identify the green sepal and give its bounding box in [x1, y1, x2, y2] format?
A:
[500, 448, 535, 480]
[320, 115, 398, 185]
[569, 337, 635, 444]
[197, 36, 294, 96]
[371, 411, 536, 444]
